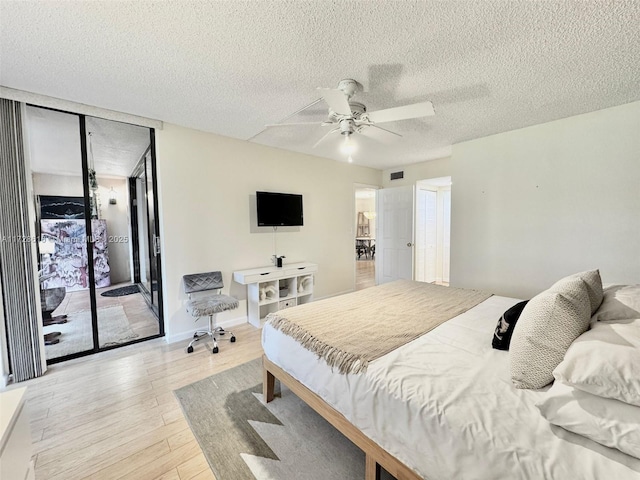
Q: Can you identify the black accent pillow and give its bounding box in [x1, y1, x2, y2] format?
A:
[492, 300, 529, 351]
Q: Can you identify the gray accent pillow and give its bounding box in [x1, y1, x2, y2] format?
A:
[553, 269, 603, 315]
[510, 276, 591, 389]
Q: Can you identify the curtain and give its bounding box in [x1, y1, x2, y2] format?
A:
[0, 98, 45, 382]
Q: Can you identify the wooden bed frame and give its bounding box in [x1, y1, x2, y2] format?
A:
[262, 355, 422, 480]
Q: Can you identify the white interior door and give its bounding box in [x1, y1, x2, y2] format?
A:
[415, 189, 427, 282]
[424, 190, 437, 282]
[442, 188, 451, 283]
[415, 189, 437, 282]
[376, 185, 415, 284]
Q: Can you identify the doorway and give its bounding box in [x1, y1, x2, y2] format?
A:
[374, 180, 451, 285]
[415, 177, 451, 285]
[355, 186, 377, 290]
[26, 105, 163, 364]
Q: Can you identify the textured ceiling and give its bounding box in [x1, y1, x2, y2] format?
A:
[2, 1, 640, 170]
[26, 106, 150, 177]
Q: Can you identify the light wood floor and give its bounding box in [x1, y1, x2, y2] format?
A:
[356, 259, 375, 291]
[13, 323, 263, 480]
[355, 261, 449, 290]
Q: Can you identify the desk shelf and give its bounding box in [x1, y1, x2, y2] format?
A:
[296, 274, 314, 297]
[257, 279, 279, 305]
[234, 262, 317, 327]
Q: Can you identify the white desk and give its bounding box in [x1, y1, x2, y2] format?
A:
[234, 262, 317, 327]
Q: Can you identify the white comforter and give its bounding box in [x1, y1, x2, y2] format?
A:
[262, 295, 640, 480]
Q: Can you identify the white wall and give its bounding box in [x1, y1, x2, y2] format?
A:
[382, 156, 451, 188]
[96, 177, 131, 285]
[155, 124, 382, 342]
[32, 173, 132, 284]
[451, 101, 640, 298]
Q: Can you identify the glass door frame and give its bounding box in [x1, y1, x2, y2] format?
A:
[28, 104, 164, 365]
[129, 136, 165, 330]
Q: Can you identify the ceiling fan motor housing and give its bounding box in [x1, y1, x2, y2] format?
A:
[329, 101, 366, 123]
[340, 119, 356, 135]
[337, 78, 362, 98]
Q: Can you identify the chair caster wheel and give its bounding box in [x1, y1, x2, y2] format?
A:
[212, 346, 219, 354]
[230, 336, 236, 343]
[193, 333, 198, 339]
[219, 329, 225, 336]
[187, 346, 194, 354]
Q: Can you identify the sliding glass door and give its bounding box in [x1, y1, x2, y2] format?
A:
[25, 105, 163, 364]
[28, 106, 96, 360]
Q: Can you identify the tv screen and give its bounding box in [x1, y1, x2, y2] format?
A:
[256, 191, 303, 227]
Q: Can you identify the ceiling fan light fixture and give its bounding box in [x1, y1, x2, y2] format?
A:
[340, 134, 357, 155]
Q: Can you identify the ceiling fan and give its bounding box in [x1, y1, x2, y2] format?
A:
[251, 79, 435, 161]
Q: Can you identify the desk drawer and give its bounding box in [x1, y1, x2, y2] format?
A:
[235, 270, 283, 284]
[284, 264, 318, 275]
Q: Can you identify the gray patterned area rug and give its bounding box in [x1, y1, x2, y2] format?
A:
[174, 358, 395, 480]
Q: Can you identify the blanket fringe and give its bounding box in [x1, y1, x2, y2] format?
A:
[269, 315, 368, 374]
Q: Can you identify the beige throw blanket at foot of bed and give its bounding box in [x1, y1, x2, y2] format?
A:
[267, 280, 492, 374]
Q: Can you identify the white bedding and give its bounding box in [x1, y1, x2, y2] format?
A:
[262, 295, 640, 480]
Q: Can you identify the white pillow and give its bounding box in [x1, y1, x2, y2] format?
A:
[592, 284, 640, 322]
[536, 381, 640, 460]
[553, 319, 640, 407]
[510, 277, 591, 389]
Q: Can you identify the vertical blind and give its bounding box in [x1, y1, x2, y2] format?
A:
[0, 98, 44, 382]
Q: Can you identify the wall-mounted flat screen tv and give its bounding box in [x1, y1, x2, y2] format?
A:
[256, 191, 304, 226]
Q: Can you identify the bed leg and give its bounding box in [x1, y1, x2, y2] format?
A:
[365, 453, 381, 480]
[263, 364, 275, 403]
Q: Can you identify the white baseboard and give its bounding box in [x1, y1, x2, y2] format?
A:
[165, 315, 250, 344]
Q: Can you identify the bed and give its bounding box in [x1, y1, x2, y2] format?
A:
[261, 280, 640, 480]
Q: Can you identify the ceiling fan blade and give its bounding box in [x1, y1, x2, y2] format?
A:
[317, 88, 352, 116]
[247, 128, 267, 142]
[247, 98, 325, 141]
[279, 98, 323, 123]
[359, 125, 402, 144]
[312, 127, 339, 148]
[369, 124, 402, 137]
[367, 101, 435, 124]
[264, 122, 324, 127]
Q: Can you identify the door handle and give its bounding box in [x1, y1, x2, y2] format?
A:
[407, 242, 413, 247]
[153, 235, 161, 255]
